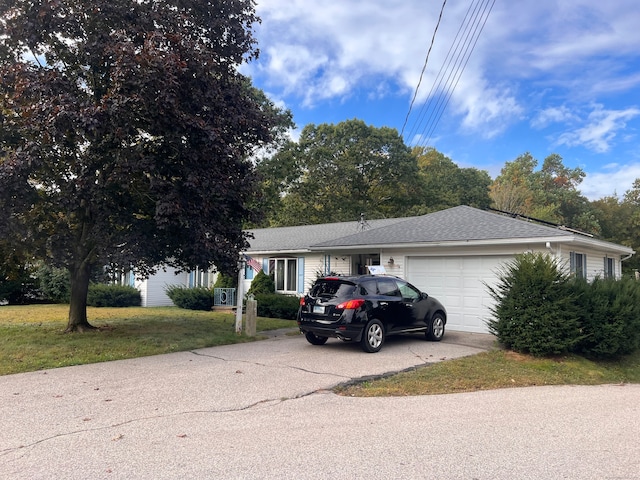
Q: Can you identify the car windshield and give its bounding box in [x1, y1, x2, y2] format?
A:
[309, 280, 355, 299]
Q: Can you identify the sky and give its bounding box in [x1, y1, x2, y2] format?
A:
[243, 0, 640, 201]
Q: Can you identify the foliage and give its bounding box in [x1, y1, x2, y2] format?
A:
[490, 152, 599, 234]
[0, 0, 286, 331]
[37, 265, 71, 304]
[213, 272, 237, 289]
[254, 293, 300, 320]
[0, 264, 39, 305]
[412, 146, 492, 212]
[247, 270, 275, 296]
[572, 277, 640, 358]
[0, 305, 295, 376]
[165, 285, 213, 311]
[486, 252, 581, 356]
[86, 284, 141, 308]
[257, 119, 423, 226]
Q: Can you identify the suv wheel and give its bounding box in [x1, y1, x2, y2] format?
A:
[361, 319, 384, 353]
[426, 313, 445, 341]
[305, 331, 328, 345]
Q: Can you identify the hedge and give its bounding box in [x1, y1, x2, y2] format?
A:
[87, 284, 141, 307]
[165, 285, 213, 311]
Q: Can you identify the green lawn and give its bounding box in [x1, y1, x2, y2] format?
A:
[3, 305, 639, 398]
[0, 304, 295, 375]
[335, 348, 640, 396]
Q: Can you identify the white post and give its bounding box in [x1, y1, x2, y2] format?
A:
[235, 260, 244, 334]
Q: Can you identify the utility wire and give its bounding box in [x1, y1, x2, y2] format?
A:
[400, 0, 447, 137]
[402, 0, 496, 148]
[418, 0, 495, 148]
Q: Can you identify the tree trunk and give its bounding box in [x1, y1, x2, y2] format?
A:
[65, 260, 96, 333]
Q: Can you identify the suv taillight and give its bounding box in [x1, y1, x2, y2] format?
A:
[299, 297, 306, 306]
[337, 299, 365, 310]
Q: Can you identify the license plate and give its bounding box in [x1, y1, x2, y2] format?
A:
[312, 305, 325, 314]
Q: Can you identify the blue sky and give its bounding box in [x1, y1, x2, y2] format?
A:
[244, 0, 640, 201]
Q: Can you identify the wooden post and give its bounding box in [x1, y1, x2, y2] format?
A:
[235, 260, 244, 334]
[245, 294, 257, 337]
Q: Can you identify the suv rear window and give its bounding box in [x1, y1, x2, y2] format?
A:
[310, 280, 356, 298]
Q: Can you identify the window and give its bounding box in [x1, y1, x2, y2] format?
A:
[272, 258, 297, 293]
[604, 257, 615, 278]
[189, 267, 214, 288]
[398, 280, 421, 301]
[245, 264, 254, 280]
[377, 277, 400, 297]
[570, 252, 587, 279]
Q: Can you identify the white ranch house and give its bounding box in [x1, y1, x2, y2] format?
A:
[137, 206, 635, 335]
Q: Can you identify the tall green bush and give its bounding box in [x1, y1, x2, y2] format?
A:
[37, 265, 71, 303]
[486, 252, 580, 356]
[573, 277, 640, 358]
[213, 272, 237, 289]
[247, 270, 275, 296]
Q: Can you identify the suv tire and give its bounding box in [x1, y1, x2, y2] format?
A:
[426, 313, 445, 341]
[361, 319, 384, 353]
[305, 331, 328, 345]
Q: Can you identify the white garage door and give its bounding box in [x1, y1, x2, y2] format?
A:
[406, 256, 513, 334]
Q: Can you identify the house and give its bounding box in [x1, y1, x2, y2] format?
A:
[242, 205, 635, 334]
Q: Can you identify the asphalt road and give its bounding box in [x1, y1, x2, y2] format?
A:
[1, 330, 638, 479]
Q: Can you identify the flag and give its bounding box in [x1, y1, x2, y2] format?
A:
[246, 256, 262, 273]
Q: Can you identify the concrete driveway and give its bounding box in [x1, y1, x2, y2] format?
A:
[1, 330, 638, 479]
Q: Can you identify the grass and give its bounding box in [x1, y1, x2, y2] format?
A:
[3, 305, 639, 397]
[0, 304, 295, 376]
[335, 348, 640, 397]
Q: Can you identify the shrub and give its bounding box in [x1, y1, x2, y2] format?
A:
[37, 265, 71, 303]
[486, 252, 580, 356]
[247, 270, 275, 296]
[87, 284, 141, 307]
[572, 277, 640, 358]
[213, 272, 237, 289]
[165, 285, 213, 311]
[254, 293, 299, 320]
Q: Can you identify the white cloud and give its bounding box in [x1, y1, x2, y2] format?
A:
[556, 106, 640, 153]
[581, 163, 640, 200]
[531, 106, 580, 129]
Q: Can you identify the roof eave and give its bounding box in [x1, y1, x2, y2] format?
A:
[310, 236, 576, 251]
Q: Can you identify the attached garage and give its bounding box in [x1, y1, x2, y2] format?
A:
[406, 255, 514, 333]
[303, 206, 634, 336]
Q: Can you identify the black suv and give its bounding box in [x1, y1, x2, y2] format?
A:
[297, 275, 446, 353]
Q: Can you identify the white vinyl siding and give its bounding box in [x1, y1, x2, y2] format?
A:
[136, 267, 189, 307]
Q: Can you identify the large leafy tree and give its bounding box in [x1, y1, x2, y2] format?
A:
[490, 152, 599, 234]
[258, 119, 422, 225]
[0, 0, 280, 331]
[412, 147, 491, 213]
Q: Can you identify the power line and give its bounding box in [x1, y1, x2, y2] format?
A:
[400, 0, 448, 137]
[402, 0, 496, 149]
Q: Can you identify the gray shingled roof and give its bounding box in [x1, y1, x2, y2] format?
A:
[312, 205, 572, 248]
[246, 217, 415, 252]
[246, 206, 578, 252]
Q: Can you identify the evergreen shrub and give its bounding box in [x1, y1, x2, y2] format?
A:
[247, 270, 275, 296]
[166, 285, 213, 311]
[37, 265, 71, 303]
[254, 293, 299, 320]
[486, 252, 580, 356]
[572, 276, 640, 358]
[87, 284, 141, 307]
